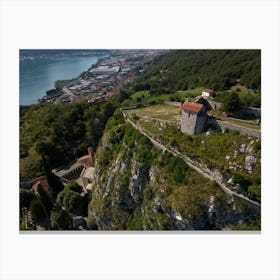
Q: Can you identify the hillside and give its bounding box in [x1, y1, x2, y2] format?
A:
[19, 49, 261, 231]
[132, 49, 260, 92]
[87, 110, 260, 230]
[116, 49, 261, 110]
[20, 100, 114, 181]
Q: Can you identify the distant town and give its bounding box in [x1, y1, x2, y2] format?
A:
[37, 50, 167, 104]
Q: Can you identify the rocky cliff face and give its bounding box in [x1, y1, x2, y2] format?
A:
[87, 110, 259, 230]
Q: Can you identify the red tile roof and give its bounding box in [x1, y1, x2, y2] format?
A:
[78, 155, 94, 167]
[182, 102, 204, 113]
[32, 179, 52, 194]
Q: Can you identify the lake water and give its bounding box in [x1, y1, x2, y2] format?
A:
[20, 55, 106, 105]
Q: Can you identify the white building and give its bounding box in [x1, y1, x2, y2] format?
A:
[201, 88, 215, 98]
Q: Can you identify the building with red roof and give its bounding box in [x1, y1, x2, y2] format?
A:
[77, 155, 94, 167]
[182, 102, 204, 113]
[32, 177, 53, 197]
[181, 101, 207, 135]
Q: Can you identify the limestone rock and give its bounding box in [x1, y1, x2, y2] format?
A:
[244, 155, 256, 173]
[239, 143, 246, 153]
[227, 177, 235, 186]
[152, 196, 163, 213]
[245, 140, 255, 153]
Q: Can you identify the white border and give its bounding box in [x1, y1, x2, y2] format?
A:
[1, 0, 280, 279]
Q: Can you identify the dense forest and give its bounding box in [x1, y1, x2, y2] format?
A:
[20, 99, 114, 181]
[128, 50, 261, 94]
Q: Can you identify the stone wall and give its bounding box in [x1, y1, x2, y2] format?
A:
[164, 101, 182, 107]
[218, 121, 261, 138]
[226, 117, 259, 125]
[237, 106, 261, 118]
[205, 100, 261, 119]
[207, 117, 261, 138]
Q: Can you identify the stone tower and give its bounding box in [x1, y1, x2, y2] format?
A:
[181, 101, 207, 135]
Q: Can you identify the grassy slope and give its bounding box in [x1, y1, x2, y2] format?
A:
[127, 104, 181, 122]
[88, 110, 260, 230]
[134, 116, 261, 200]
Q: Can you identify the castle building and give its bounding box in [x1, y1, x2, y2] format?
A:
[181, 101, 207, 135]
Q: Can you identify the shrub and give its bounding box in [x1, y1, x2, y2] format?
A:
[131, 113, 139, 121]
[149, 100, 157, 105]
[143, 186, 154, 200]
[231, 130, 240, 135]
[248, 184, 261, 202]
[254, 141, 261, 152]
[57, 189, 86, 214]
[64, 181, 83, 194]
[50, 209, 72, 230]
[30, 199, 46, 222]
[163, 153, 188, 184]
[20, 189, 37, 209]
[221, 92, 241, 113]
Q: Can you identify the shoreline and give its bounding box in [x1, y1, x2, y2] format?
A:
[20, 55, 107, 106]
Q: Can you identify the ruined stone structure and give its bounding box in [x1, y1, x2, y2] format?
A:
[181, 101, 207, 135]
[52, 147, 95, 185]
[52, 161, 83, 184]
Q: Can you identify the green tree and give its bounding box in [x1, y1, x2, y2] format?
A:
[50, 209, 72, 230]
[248, 184, 261, 202]
[30, 199, 46, 222]
[37, 184, 53, 214]
[221, 92, 241, 113]
[20, 189, 37, 209]
[20, 146, 43, 181]
[42, 156, 63, 195]
[57, 190, 85, 214]
[174, 92, 182, 102]
[64, 181, 83, 194]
